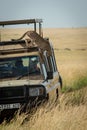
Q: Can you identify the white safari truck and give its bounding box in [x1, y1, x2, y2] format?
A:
[0, 19, 62, 118]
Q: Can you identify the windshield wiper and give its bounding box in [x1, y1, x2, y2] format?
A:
[16, 72, 30, 80]
[16, 71, 36, 80]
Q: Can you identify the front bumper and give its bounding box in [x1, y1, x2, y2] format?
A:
[0, 95, 47, 111]
[0, 84, 47, 110]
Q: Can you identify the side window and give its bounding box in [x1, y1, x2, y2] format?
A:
[52, 49, 57, 72]
[42, 64, 47, 79]
[43, 50, 57, 73]
[43, 51, 50, 72]
[47, 55, 57, 72]
[47, 56, 53, 72]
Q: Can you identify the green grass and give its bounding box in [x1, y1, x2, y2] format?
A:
[62, 75, 87, 93]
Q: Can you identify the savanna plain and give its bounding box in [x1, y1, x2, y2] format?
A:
[0, 28, 87, 130]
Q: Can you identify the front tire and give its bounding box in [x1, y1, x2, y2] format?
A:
[59, 75, 62, 89]
[56, 75, 62, 99]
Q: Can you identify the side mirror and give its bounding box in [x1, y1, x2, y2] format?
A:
[47, 71, 53, 79]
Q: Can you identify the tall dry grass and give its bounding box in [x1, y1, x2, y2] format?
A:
[54, 48, 87, 92]
[0, 88, 87, 130]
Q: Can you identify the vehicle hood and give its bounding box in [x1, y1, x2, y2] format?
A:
[0, 79, 44, 87]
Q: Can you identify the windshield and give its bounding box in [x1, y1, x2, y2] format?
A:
[0, 55, 42, 81]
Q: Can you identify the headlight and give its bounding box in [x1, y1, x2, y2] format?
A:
[29, 87, 44, 97]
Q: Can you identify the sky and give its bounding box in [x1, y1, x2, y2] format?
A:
[0, 0, 87, 28]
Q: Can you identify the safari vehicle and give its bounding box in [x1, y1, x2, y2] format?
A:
[0, 19, 62, 114]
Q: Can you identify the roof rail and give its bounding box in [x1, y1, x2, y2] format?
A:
[0, 19, 43, 36]
[0, 19, 42, 26]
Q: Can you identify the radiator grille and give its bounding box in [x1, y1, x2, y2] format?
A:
[0, 87, 25, 99]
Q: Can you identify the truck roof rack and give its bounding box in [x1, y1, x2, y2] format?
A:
[0, 31, 51, 56]
[0, 19, 42, 26]
[0, 19, 43, 36]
